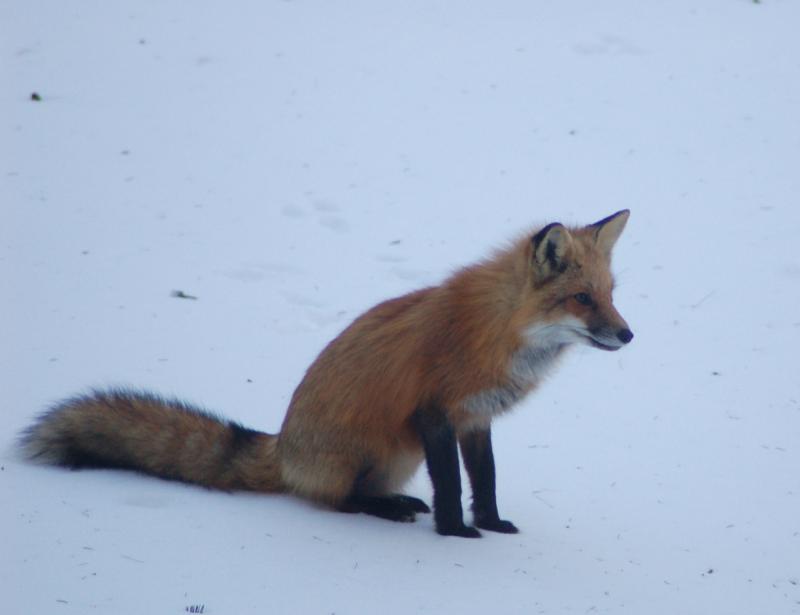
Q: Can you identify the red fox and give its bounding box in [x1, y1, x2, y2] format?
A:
[21, 211, 633, 538]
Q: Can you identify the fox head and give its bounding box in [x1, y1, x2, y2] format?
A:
[522, 210, 633, 351]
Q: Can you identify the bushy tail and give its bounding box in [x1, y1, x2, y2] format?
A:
[20, 388, 284, 493]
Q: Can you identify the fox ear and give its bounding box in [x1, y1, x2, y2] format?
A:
[532, 223, 571, 277]
[590, 209, 630, 256]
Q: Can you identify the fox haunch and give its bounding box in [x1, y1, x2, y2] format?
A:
[21, 210, 633, 538]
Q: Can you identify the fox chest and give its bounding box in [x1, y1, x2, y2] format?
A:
[461, 344, 565, 419]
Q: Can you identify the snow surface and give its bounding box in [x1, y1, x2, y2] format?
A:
[3, 1, 800, 613]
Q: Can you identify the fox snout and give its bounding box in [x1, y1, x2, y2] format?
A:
[590, 299, 634, 351]
[587, 322, 633, 351]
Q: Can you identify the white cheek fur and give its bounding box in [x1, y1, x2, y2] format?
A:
[523, 316, 590, 348]
[462, 318, 585, 418]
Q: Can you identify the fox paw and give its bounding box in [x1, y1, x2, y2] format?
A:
[475, 517, 519, 534]
[391, 494, 431, 514]
[342, 494, 425, 522]
[436, 523, 482, 538]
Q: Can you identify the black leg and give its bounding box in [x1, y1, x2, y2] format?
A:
[391, 494, 431, 514]
[459, 428, 519, 534]
[412, 404, 481, 538]
[340, 494, 426, 522]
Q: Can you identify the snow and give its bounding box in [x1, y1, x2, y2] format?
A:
[3, 1, 799, 613]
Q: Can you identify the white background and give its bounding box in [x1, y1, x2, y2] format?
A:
[3, 1, 799, 613]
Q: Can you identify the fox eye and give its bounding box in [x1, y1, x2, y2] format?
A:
[574, 292, 593, 306]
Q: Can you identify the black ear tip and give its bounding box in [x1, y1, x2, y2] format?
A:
[591, 210, 630, 229]
[531, 222, 563, 246]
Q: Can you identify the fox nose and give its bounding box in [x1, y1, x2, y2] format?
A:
[617, 328, 634, 344]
